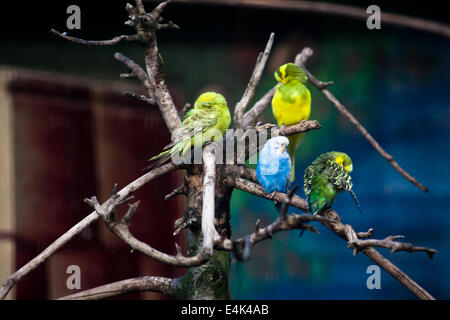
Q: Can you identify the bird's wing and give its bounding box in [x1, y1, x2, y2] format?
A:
[170, 107, 220, 146]
[325, 160, 353, 192]
[149, 108, 219, 164]
[308, 173, 336, 214]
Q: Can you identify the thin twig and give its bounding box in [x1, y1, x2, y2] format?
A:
[348, 234, 437, 259]
[50, 29, 141, 46]
[234, 33, 274, 128]
[114, 53, 152, 92]
[165, 181, 187, 200]
[295, 47, 429, 193]
[124, 92, 156, 106]
[178, 103, 191, 119]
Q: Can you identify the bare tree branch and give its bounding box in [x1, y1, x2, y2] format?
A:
[227, 169, 437, 300]
[51, 1, 181, 133]
[50, 29, 141, 46]
[85, 193, 208, 267]
[178, 102, 191, 119]
[319, 209, 436, 300]
[20, 0, 436, 301]
[169, 0, 450, 38]
[295, 47, 429, 193]
[242, 87, 276, 129]
[114, 52, 152, 92]
[345, 231, 436, 259]
[0, 162, 181, 300]
[165, 180, 188, 200]
[123, 91, 156, 106]
[215, 186, 334, 257]
[58, 276, 175, 300]
[141, 2, 182, 133]
[234, 32, 274, 128]
[201, 143, 220, 255]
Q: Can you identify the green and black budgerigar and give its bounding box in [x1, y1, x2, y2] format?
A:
[303, 151, 362, 215]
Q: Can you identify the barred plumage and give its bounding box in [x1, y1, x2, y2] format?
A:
[303, 151, 362, 215]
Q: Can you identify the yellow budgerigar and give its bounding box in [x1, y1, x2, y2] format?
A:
[148, 92, 231, 168]
[272, 63, 311, 182]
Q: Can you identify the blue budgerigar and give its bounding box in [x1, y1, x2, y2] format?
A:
[256, 136, 292, 205]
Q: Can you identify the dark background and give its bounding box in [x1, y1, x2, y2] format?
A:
[0, 0, 449, 299]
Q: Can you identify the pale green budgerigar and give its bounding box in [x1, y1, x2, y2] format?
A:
[148, 91, 231, 168]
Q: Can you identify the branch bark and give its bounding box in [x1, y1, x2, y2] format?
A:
[201, 143, 220, 255]
[50, 29, 141, 46]
[58, 276, 175, 300]
[114, 53, 152, 93]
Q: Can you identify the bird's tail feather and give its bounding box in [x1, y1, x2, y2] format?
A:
[287, 133, 303, 182]
[348, 189, 363, 215]
[274, 201, 282, 213]
[144, 141, 185, 171]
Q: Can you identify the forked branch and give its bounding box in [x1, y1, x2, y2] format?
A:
[234, 32, 274, 128]
[228, 168, 437, 300]
[84, 195, 208, 267]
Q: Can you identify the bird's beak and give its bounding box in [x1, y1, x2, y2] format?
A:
[281, 144, 287, 153]
[345, 164, 353, 173]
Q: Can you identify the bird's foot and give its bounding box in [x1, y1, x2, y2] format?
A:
[268, 191, 276, 200]
[279, 125, 286, 136]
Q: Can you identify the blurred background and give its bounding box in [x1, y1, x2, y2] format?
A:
[0, 0, 449, 299]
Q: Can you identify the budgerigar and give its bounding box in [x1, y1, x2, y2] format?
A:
[256, 136, 291, 211]
[304, 151, 362, 215]
[148, 92, 231, 168]
[272, 62, 311, 182]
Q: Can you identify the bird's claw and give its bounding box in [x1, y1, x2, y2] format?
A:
[269, 191, 276, 200]
[279, 125, 286, 136]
